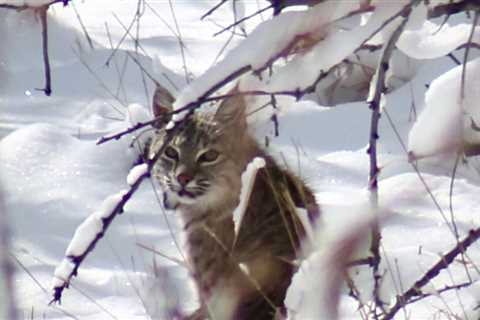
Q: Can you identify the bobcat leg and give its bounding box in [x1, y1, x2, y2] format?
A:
[182, 307, 208, 320]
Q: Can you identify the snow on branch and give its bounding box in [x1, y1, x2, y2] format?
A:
[51, 187, 135, 304]
[98, 1, 426, 145]
[51, 111, 190, 303]
[408, 57, 480, 160]
[170, 1, 368, 120]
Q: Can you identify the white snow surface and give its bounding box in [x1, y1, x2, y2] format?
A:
[409, 57, 480, 159]
[1, 1, 480, 320]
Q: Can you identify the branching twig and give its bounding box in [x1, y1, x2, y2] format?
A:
[383, 228, 480, 320]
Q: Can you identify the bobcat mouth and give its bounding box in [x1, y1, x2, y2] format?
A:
[178, 189, 195, 198]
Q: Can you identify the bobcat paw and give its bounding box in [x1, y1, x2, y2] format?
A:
[163, 191, 178, 209]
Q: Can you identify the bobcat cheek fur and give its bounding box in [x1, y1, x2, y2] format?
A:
[149, 84, 320, 320]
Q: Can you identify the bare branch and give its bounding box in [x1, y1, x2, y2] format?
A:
[366, 11, 412, 317]
[37, 6, 52, 96]
[383, 228, 480, 320]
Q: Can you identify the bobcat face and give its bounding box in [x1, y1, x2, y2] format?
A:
[151, 117, 242, 210]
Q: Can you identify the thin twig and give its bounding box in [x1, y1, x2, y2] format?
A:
[168, 0, 190, 83]
[105, 22, 128, 102]
[460, 10, 479, 100]
[95, 71, 335, 146]
[104, 12, 137, 67]
[213, 5, 272, 37]
[201, 0, 229, 20]
[71, 1, 94, 50]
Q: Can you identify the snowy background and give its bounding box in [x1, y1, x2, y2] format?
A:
[1, 1, 480, 319]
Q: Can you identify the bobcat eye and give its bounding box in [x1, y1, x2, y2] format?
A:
[197, 149, 219, 164]
[164, 146, 179, 160]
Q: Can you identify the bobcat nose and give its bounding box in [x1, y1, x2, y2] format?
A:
[177, 173, 193, 186]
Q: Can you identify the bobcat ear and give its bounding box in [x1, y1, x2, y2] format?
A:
[213, 86, 247, 132]
[152, 83, 175, 127]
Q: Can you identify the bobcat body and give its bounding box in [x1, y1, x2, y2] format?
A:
[149, 85, 320, 320]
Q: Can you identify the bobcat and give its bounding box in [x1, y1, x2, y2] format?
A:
[148, 84, 320, 320]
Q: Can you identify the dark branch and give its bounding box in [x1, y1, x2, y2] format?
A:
[428, 0, 480, 19]
[366, 10, 412, 317]
[37, 7, 52, 96]
[201, 0, 229, 20]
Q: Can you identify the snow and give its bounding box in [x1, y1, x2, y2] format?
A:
[53, 259, 74, 283]
[232, 157, 266, 236]
[169, 0, 363, 121]
[1, 1, 480, 319]
[408, 57, 480, 159]
[398, 20, 480, 60]
[126, 164, 148, 186]
[268, 1, 406, 93]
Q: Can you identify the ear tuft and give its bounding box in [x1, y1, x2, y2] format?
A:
[152, 83, 175, 127]
[213, 86, 247, 132]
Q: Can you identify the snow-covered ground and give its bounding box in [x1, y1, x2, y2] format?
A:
[1, 1, 480, 319]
